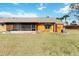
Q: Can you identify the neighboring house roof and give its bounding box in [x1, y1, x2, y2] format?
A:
[0, 17, 62, 24]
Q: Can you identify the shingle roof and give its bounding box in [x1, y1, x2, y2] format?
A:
[0, 17, 62, 24]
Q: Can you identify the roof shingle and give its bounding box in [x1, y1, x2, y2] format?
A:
[0, 17, 62, 24]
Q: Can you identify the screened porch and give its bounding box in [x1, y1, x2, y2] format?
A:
[6, 23, 37, 31]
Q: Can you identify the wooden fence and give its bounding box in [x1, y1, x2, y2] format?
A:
[65, 25, 79, 29]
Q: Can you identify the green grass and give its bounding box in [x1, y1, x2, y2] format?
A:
[0, 30, 79, 56]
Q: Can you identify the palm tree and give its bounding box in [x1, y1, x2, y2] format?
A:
[62, 15, 69, 23]
[56, 15, 69, 25]
[65, 21, 68, 25]
[56, 17, 64, 21]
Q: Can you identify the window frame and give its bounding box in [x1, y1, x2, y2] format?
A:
[31, 24, 36, 31]
[44, 23, 51, 29]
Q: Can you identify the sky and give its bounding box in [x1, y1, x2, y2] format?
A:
[0, 3, 71, 18]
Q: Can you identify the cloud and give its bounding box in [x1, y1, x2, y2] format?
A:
[55, 5, 71, 14]
[0, 11, 38, 18]
[12, 3, 19, 5]
[38, 6, 46, 11]
[64, 3, 70, 5]
[16, 9, 26, 14]
[37, 3, 46, 11]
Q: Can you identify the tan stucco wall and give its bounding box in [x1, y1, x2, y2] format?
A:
[37, 24, 54, 32]
[57, 24, 63, 32]
[37, 24, 45, 32]
[49, 25, 54, 32]
[0, 24, 6, 31]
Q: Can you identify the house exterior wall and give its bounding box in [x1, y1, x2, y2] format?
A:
[37, 24, 45, 32]
[0, 24, 6, 31]
[53, 24, 57, 32]
[0, 23, 64, 32]
[50, 25, 54, 32]
[37, 23, 54, 32]
[6, 24, 14, 31]
[57, 24, 64, 32]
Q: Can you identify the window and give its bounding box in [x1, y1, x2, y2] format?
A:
[32, 24, 36, 31]
[44, 24, 51, 29]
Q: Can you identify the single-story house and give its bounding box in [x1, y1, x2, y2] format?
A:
[0, 17, 64, 32]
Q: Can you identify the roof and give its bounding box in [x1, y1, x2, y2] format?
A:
[0, 17, 62, 24]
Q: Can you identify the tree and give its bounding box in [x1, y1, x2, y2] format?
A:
[71, 20, 77, 25]
[56, 17, 64, 21]
[69, 3, 79, 22]
[62, 15, 69, 22]
[65, 21, 68, 25]
[70, 3, 79, 10]
[56, 15, 69, 25]
[72, 20, 76, 23]
[74, 15, 79, 21]
[46, 16, 50, 18]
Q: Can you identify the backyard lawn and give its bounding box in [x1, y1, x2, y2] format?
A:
[0, 30, 79, 56]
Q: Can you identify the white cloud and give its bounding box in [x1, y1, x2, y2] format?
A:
[0, 11, 38, 18]
[12, 3, 19, 5]
[37, 3, 46, 11]
[38, 6, 46, 11]
[16, 9, 26, 14]
[64, 3, 69, 5]
[55, 5, 71, 14]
